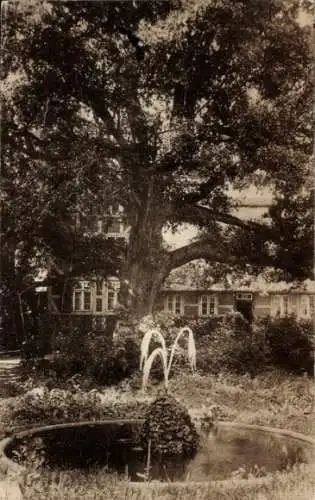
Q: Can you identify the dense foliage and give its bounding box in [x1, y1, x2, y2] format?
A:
[141, 395, 200, 457]
[1, 387, 148, 432]
[21, 319, 140, 387]
[1, 0, 312, 348]
[194, 314, 313, 376]
[259, 317, 314, 375]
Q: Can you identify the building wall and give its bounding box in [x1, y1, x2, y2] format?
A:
[48, 278, 120, 315]
[158, 290, 315, 320]
[47, 279, 315, 321]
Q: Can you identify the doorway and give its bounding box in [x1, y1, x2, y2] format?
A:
[235, 294, 253, 323]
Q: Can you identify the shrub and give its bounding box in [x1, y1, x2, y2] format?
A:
[195, 312, 269, 376]
[90, 337, 140, 385]
[28, 318, 141, 386]
[195, 315, 313, 377]
[140, 395, 200, 457]
[257, 317, 314, 375]
[1, 388, 149, 431]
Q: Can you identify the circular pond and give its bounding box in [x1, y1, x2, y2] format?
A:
[1, 420, 314, 482]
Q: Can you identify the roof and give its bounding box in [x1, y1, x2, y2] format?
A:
[162, 278, 315, 294]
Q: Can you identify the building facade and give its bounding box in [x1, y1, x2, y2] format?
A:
[156, 281, 315, 321]
[44, 197, 314, 323]
[46, 277, 315, 322]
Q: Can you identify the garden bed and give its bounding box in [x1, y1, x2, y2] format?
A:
[0, 370, 313, 499]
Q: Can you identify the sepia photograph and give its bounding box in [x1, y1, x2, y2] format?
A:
[0, 1, 314, 499]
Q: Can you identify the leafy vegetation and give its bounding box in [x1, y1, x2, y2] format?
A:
[1, 0, 312, 350]
[0, 386, 149, 434]
[258, 317, 314, 375]
[0, 364, 314, 497]
[195, 315, 314, 376]
[21, 322, 141, 387]
[141, 395, 200, 457]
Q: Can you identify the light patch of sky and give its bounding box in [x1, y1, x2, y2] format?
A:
[298, 9, 312, 27]
[163, 184, 274, 249]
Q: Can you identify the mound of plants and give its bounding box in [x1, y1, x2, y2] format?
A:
[1, 388, 149, 432]
[257, 317, 314, 375]
[194, 314, 313, 377]
[140, 394, 200, 457]
[23, 324, 141, 386]
[195, 313, 269, 376]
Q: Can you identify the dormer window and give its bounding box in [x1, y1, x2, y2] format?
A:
[74, 205, 125, 238]
[105, 218, 122, 236]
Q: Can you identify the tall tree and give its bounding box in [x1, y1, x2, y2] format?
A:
[1, 0, 312, 321]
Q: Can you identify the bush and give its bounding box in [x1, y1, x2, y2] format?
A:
[2, 387, 149, 431]
[196, 314, 270, 376]
[90, 337, 140, 385]
[257, 317, 314, 375]
[141, 394, 200, 457]
[27, 318, 141, 386]
[194, 314, 313, 377]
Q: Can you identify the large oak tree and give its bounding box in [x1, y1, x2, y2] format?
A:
[1, 0, 312, 328]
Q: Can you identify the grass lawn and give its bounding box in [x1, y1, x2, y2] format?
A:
[0, 369, 314, 499]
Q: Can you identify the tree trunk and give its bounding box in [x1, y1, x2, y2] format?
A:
[120, 260, 168, 318]
[120, 183, 170, 318]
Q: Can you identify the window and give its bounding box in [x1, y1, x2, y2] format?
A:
[107, 291, 116, 311]
[175, 295, 181, 315]
[95, 280, 103, 313]
[310, 296, 314, 317]
[167, 296, 173, 312]
[201, 296, 208, 316]
[96, 298, 103, 312]
[209, 296, 215, 315]
[72, 280, 119, 314]
[104, 218, 122, 235]
[300, 295, 310, 318]
[74, 291, 81, 312]
[165, 294, 182, 315]
[73, 282, 92, 312]
[199, 295, 217, 317]
[283, 296, 288, 316]
[83, 291, 91, 310]
[271, 295, 291, 317]
[271, 295, 283, 317]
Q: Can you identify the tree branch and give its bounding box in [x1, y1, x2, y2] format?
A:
[75, 85, 130, 148]
[126, 93, 149, 146]
[168, 239, 239, 270]
[167, 234, 275, 271]
[178, 203, 272, 233]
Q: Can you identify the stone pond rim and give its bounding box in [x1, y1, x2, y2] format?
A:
[0, 419, 314, 486]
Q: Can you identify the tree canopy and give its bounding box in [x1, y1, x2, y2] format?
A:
[1, 0, 313, 325]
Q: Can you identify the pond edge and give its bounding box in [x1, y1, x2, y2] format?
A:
[0, 419, 314, 485]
